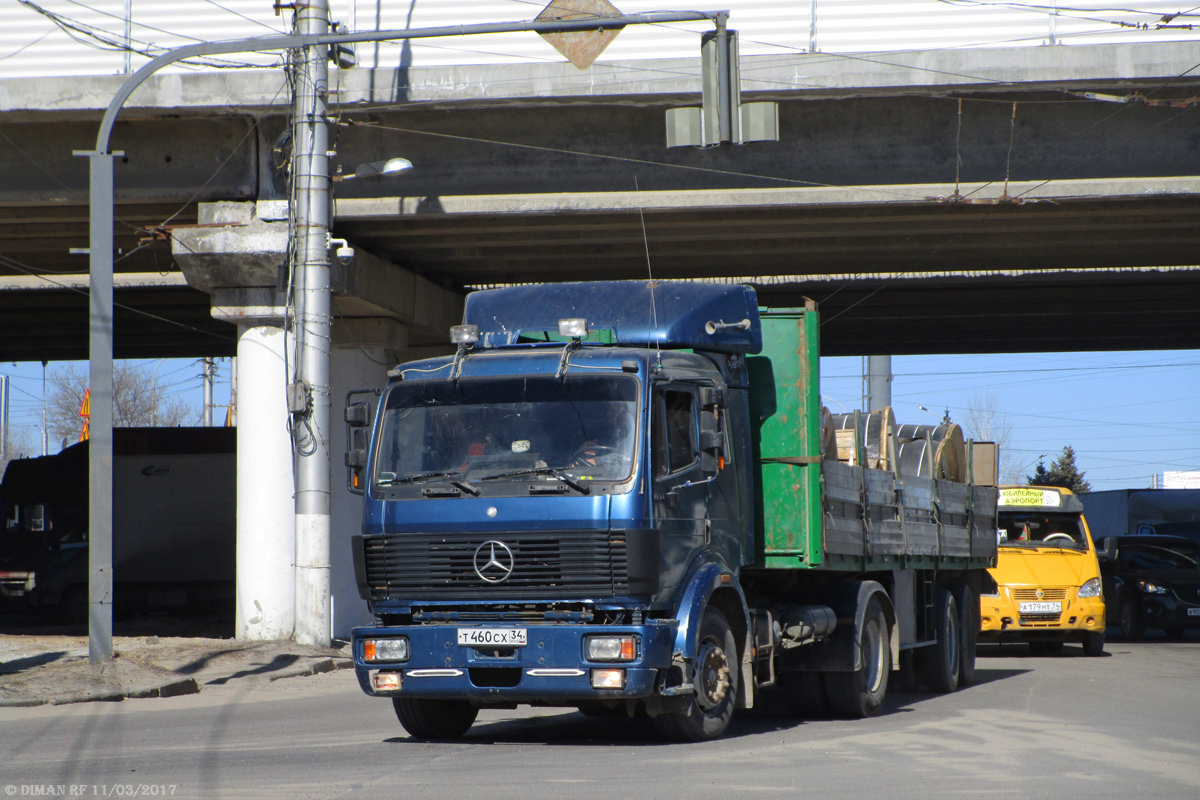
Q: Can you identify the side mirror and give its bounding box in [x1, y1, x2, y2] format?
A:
[343, 390, 379, 495]
[698, 407, 724, 474]
[699, 385, 725, 410]
[345, 402, 370, 427]
[1095, 537, 1118, 562]
[345, 428, 368, 495]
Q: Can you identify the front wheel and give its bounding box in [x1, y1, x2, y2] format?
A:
[393, 697, 478, 740]
[1119, 598, 1144, 640]
[825, 595, 890, 718]
[1083, 632, 1105, 657]
[653, 606, 737, 742]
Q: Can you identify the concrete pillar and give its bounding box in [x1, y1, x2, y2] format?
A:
[234, 322, 296, 640]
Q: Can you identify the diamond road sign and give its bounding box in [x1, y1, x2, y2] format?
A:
[537, 0, 625, 70]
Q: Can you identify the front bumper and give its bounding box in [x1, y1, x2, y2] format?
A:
[1135, 593, 1200, 629]
[980, 591, 1105, 643]
[352, 621, 678, 703]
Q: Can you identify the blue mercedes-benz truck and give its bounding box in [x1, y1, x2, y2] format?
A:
[346, 280, 997, 741]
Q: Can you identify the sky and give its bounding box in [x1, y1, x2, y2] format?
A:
[0, 358, 235, 459]
[3, 348, 1197, 491]
[821, 350, 1200, 490]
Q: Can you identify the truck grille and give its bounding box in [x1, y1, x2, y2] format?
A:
[363, 530, 630, 600]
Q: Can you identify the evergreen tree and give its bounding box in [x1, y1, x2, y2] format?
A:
[1026, 445, 1091, 494]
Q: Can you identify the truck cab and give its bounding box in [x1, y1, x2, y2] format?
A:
[979, 486, 1106, 655]
[348, 282, 757, 741]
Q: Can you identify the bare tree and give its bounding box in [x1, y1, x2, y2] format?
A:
[1, 427, 36, 477]
[962, 393, 1021, 483]
[46, 362, 196, 445]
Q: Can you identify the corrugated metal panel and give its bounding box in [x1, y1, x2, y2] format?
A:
[2, 1, 1198, 80]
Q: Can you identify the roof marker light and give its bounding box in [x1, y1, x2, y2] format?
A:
[450, 324, 480, 345]
[558, 318, 588, 339]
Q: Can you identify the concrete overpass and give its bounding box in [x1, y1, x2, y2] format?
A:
[3, 37, 1199, 637]
[4, 40, 1200, 360]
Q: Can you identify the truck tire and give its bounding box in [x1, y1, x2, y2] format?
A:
[1118, 598, 1143, 640]
[825, 595, 890, 719]
[1083, 632, 1105, 656]
[778, 671, 831, 719]
[653, 606, 737, 742]
[917, 589, 960, 693]
[392, 697, 478, 740]
[952, 583, 978, 688]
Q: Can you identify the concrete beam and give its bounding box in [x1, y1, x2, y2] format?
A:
[331, 247, 463, 341]
[172, 201, 464, 343]
[332, 175, 1200, 218]
[0, 272, 190, 291]
[6, 41, 1200, 120]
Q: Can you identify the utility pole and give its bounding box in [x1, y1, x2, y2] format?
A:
[202, 357, 215, 427]
[0, 375, 8, 463]
[863, 355, 892, 413]
[291, 0, 334, 646]
[41, 362, 49, 456]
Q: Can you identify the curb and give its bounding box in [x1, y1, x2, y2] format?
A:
[0, 697, 49, 708]
[266, 657, 350, 682]
[0, 652, 350, 706]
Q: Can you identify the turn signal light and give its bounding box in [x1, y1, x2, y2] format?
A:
[363, 637, 409, 662]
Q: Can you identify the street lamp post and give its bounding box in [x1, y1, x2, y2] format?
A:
[80, 8, 728, 660]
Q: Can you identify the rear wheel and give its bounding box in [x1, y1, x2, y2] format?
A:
[392, 697, 478, 740]
[952, 584, 978, 687]
[1083, 632, 1105, 656]
[653, 607, 737, 742]
[917, 589, 960, 693]
[825, 595, 890, 718]
[1164, 625, 1185, 640]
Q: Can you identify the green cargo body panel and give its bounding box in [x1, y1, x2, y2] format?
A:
[751, 307, 997, 572]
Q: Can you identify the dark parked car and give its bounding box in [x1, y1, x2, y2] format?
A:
[1099, 535, 1200, 639]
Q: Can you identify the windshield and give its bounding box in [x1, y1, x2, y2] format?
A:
[373, 374, 639, 490]
[997, 511, 1089, 550]
[1121, 544, 1200, 569]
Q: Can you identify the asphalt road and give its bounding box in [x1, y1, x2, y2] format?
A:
[2, 636, 1198, 800]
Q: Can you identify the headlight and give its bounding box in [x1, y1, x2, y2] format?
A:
[586, 635, 638, 662]
[1078, 578, 1103, 598]
[1136, 580, 1167, 595]
[363, 637, 409, 662]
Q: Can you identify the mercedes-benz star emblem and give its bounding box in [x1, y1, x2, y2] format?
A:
[473, 540, 515, 583]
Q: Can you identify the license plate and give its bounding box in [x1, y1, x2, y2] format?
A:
[1019, 601, 1062, 614]
[1187, 608, 1200, 617]
[457, 628, 527, 647]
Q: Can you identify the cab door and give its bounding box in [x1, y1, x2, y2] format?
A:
[651, 385, 709, 597]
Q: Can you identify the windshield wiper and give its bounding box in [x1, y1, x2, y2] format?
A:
[477, 467, 591, 495]
[378, 470, 480, 496]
